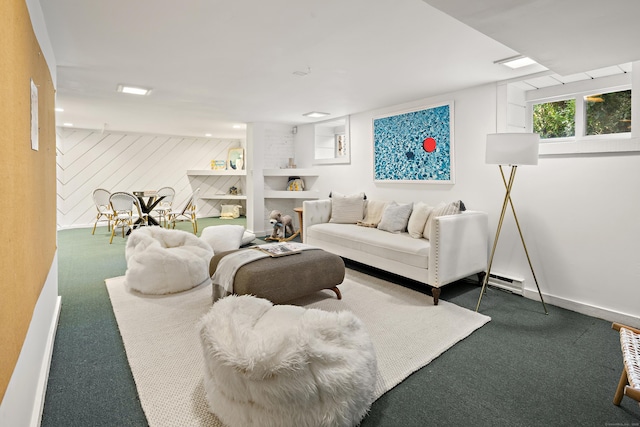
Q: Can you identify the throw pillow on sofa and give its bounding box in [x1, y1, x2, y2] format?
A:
[329, 192, 366, 224]
[407, 202, 434, 238]
[357, 200, 388, 228]
[423, 200, 463, 240]
[377, 202, 413, 233]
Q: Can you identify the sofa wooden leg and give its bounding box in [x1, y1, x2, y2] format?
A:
[477, 272, 486, 286]
[432, 288, 441, 305]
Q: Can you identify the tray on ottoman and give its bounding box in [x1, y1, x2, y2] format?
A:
[209, 247, 345, 304]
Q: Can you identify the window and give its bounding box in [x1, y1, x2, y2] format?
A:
[530, 88, 631, 141]
[533, 99, 575, 139]
[585, 89, 631, 136]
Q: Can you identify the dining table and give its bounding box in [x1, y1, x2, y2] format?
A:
[133, 190, 165, 227]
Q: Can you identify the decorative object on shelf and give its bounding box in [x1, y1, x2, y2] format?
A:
[228, 186, 238, 195]
[288, 157, 296, 168]
[211, 160, 226, 170]
[475, 132, 547, 314]
[286, 176, 305, 191]
[227, 147, 244, 170]
[265, 210, 298, 242]
[373, 102, 454, 183]
[220, 204, 242, 219]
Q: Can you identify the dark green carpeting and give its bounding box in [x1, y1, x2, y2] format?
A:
[42, 218, 640, 426]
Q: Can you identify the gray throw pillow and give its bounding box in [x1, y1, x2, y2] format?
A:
[377, 202, 413, 233]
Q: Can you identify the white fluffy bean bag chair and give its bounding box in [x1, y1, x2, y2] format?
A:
[199, 295, 377, 427]
[125, 227, 213, 294]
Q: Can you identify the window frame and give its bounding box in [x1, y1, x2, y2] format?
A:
[517, 70, 639, 156]
[528, 85, 632, 143]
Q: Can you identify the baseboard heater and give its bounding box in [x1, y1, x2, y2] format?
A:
[487, 272, 524, 296]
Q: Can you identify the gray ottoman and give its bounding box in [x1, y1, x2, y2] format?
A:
[209, 248, 345, 304]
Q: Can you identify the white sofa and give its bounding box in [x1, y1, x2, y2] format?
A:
[302, 199, 488, 304]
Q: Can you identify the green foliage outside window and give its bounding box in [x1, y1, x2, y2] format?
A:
[533, 99, 575, 139]
[585, 90, 631, 135]
[533, 90, 631, 140]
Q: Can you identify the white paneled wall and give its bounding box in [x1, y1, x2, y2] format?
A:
[56, 127, 242, 229]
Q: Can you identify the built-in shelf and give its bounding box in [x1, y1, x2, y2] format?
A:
[263, 168, 318, 177]
[263, 190, 319, 199]
[201, 194, 247, 200]
[263, 169, 320, 200]
[187, 169, 246, 176]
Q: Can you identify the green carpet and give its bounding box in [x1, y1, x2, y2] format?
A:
[41, 218, 640, 426]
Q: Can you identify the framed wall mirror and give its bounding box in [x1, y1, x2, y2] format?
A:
[313, 116, 350, 164]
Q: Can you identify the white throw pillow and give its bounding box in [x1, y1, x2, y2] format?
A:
[423, 200, 462, 240]
[330, 192, 366, 224]
[407, 202, 434, 239]
[377, 202, 413, 233]
[241, 231, 256, 246]
[200, 225, 245, 254]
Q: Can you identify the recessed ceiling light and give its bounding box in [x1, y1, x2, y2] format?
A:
[495, 55, 540, 69]
[205, 133, 212, 137]
[232, 124, 243, 129]
[117, 84, 152, 96]
[63, 123, 73, 127]
[303, 111, 330, 118]
[55, 107, 64, 112]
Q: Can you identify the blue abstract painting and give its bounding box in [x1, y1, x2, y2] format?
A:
[373, 102, 454, 183]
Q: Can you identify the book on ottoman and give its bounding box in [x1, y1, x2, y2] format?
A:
[254, 242, 303, 257]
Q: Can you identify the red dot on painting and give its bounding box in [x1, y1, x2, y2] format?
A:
[423, 137, 436, 152]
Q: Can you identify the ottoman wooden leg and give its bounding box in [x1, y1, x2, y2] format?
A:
[327, 286, 342, 300]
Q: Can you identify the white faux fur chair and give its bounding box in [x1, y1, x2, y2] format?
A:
[199, 295, 377, 427]
[124, 227, 213, 294]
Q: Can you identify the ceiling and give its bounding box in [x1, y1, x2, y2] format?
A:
[40, 0, 640, 139]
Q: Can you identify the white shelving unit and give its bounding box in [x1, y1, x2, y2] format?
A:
[187, 169, 247, 200]
[187, 169, 246, 176]
[263, 168, 320, 199]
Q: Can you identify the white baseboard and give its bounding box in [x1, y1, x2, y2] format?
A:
[523, 288, 640, 327]
[31, 296, 61, 427]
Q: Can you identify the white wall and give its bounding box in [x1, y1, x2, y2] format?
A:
[56, 128, 243, 228]
[246, 122, 297, 235]
[295, 82, 640, 325]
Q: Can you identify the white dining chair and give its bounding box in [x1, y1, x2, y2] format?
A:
[166, 188, 200, 234]
[91, 188, 113, 235]
[109, 192, 148, 243]
[153, 186, 176, 227]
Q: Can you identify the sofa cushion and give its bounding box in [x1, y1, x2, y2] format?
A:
[329, 192, 366, 224]
[306, 223, 429, 269]
[377, 202, 413, 234]
[407, 202, 434, 239]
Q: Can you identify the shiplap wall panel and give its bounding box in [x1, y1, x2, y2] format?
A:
[57, 127, 242, 228]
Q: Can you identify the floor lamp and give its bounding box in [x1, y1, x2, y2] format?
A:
[475, 133, 548, 314]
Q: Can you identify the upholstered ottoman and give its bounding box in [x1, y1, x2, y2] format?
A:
[209, 247, 345, 303]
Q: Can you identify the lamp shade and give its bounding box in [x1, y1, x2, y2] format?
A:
[485, 133, 540, 165]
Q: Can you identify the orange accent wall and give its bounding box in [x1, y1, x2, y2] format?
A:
[0, 0, 57, 403]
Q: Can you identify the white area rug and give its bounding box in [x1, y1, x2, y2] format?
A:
[106, 269, 490, 427]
